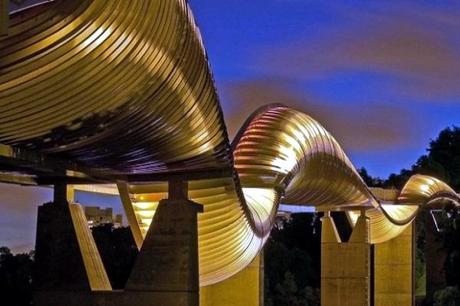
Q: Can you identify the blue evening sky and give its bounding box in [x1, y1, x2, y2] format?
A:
[189, 0, 460, 177]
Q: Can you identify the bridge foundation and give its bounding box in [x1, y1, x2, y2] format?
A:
[321, 211, 371, 306]
[34, 184, 111, 305]
[125, 193, 203, 305]
[34, 179, 203, 306]
[200, 253, 263, 306]
[374, 224, 414, 306]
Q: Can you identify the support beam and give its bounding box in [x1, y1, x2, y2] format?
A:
[125, 179, 203, 306]
[35, 181, 110, 305]
[53, 182, 75, 204]
[374, 224, 414, 306]
[321, 211, 370, 306]
[34, 202, 111, 301]
[200, 253, 264, 306]
[117, 181, 144, 250]
[69, 203, 111, 291]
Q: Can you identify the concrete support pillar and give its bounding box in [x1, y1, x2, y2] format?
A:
[53, 182, 68, 204]
[125, 179, 203, 306]
[200, 253, 263, 306]
[374, 224, 414, 306]
[321, 211, 370, 306]
[52, 183, 75, 204]
[35, 182, 88, 290]
[34, 202, 93, 292]
[34, 183, 111, 305]
[35, 178, 203, 306]
[35, 183, 111, 291]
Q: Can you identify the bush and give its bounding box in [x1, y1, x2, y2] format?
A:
[433, 286, 460, 306]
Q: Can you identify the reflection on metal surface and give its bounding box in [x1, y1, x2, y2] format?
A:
[1, 0, 460, 286]
[69, 203, 112, 291]
[348, 175, 460, 244]
[0, 0, 230, 174]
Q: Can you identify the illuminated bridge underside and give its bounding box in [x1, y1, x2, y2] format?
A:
[1, 0, 460, 287]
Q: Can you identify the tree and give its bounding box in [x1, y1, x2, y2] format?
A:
[0, 247, 34, 306]
[91, 224, 138, 289]
[265, 213, 321, 306]
[433, 286, 460, 306]
[357, 167, 384, 187]
[384, 168, 414, 189]
[383, 126, 460, 190]
[425, 126, 460, 190]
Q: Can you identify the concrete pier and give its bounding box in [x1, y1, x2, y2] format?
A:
[34, 184, 111, 305]
[200, 254, 263, 306]
[374, 224, 414, 306]
[321, 211, 371, 306]
[126, 196, 203, 306]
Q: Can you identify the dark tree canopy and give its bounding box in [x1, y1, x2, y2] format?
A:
[0, 247, 34, 306]
[362, 126, 460, 191]
[357, 167, 384, 187]
[265, 213, 321, 306]
[91, 224, 138, 289]
[424, 126, 460, 190]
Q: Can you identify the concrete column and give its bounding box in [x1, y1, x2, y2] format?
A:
[34, 202, 93, 292]
[34, 182, 111, 305]
[200, 254, 263, 306]
[125, 179, 203, 306]
[53, 182, 68, 204]
[35, 182, 89, 291]
[374, 224, 414, 306]
[53, 183, 75, 204]
[321, 211, 370, 306]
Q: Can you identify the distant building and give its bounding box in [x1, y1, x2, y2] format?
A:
[275, 210, 292, 229]
[83, 206, 123, 228]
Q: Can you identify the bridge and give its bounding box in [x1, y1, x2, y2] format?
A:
[0, 1, 459, 305]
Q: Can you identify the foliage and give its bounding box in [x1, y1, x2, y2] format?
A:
[433, 286, 460, 306]
[357, 167, 384, 187]
[0, 247, 34, 306]
[415, 245, 427, 297]
[265, 213, 321, 306]
[441, 211, 460, 287]
[91, 224, 138, 289]
[382, 126, 460, 190]
[415, 211, 427, 296]
[360, 127, 460, 302]
[0, 225, 138, 305]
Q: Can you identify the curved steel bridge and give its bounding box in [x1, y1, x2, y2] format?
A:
[1, 0, 459, 287]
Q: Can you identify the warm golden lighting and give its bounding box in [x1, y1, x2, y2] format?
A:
[420, 184, 430, 192]
[2, 0, 459, 289]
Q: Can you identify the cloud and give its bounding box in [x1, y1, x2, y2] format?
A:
[0, 184, 52, 252]
[0, 183, 52, 214]
[254, 2, 460, 100]
[221, 78, 420, 152]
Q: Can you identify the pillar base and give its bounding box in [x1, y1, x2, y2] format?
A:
[34, 201, 111, 305]
[374, 224, 414, 306]
[125, 198, 203, 306]
[200, 254, 263, 306]
[34, 202, 93, 291]
[321, 213, 370, 306]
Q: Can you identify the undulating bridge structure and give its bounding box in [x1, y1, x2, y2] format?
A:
[0, 1, 459, 305]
